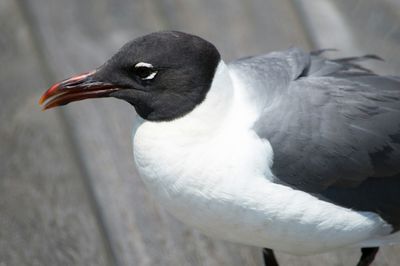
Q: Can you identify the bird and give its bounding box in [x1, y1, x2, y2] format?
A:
[39, 31, 400, 266]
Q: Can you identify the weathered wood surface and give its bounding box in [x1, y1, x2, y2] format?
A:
[1, 0, 399, 265]
[0, 0, 113, 265]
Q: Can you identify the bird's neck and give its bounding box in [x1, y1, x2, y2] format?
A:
[135, 61, 234, 142]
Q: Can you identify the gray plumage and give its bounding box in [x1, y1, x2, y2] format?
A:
[230, 48, 400, 229]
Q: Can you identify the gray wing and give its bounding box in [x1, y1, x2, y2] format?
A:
[230, 48, 400, 227]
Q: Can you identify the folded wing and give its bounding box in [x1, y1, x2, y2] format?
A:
[230, 48, 400, 228]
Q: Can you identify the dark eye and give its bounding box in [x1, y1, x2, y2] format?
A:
[134, 62, 158, 80]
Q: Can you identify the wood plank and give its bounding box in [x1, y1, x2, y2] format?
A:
[295, 0, 400, 74]
[0, 0, 114, 265]
[157, 0, 310, 59]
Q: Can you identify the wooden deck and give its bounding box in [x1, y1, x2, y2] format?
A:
[1, 0, 400, 265]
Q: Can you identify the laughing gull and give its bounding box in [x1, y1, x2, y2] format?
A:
[40, 31, 400, 266]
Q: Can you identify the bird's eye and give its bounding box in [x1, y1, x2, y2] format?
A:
[134, 62, 158, 80]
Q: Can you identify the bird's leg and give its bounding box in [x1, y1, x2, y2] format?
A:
[356, 247, 379, 266]
[263, 248, 279, 266]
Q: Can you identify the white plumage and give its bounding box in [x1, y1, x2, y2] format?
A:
[133, 61, 394, 255]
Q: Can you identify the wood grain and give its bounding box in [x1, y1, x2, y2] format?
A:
[0, 0, 113, 265]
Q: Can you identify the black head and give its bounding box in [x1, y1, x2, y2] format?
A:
[40, 31, 221, 121]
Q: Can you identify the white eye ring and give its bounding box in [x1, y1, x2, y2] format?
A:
[134, 62, 158, 80]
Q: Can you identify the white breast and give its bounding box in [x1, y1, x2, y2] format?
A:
[132, 61, 392, 255]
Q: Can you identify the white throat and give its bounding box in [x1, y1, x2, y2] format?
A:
[133, 60, 234, 140]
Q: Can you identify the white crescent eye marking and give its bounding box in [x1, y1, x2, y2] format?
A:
[143, 71, 157, 80]
[135, 62, 153, 68]
[134, 62, 158, 80]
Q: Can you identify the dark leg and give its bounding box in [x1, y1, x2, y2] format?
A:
[263, 248, 279, 266]
[356, 247, 379, 266]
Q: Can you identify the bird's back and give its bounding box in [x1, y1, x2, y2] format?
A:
[229, 48, 400, 230]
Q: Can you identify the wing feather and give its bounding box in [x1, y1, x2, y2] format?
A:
[230, 48, 400, 191]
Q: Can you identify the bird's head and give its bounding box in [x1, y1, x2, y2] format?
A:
[39, 31, 221, 121]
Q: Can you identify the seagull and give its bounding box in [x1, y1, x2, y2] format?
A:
[39, 31, 400, 266]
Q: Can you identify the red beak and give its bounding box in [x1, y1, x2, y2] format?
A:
[39, 70, 120, 110]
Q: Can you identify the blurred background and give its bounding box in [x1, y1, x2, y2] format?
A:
[1, 0, 400, 265]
